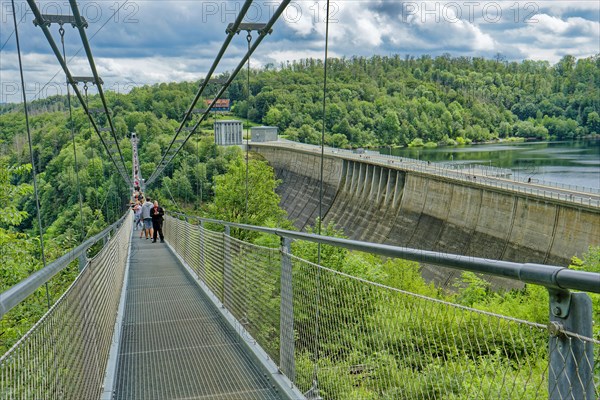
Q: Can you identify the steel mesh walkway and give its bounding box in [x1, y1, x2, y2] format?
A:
[113, 235, 283, 399]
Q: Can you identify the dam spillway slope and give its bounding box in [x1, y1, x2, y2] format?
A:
[251, 144, 600, 288]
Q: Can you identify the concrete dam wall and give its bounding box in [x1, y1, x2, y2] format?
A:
[251, 145, 600, 288]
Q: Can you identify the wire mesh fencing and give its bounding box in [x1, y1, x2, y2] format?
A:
[164, 216, 283, 364]
[165, 215, 599, 400]
[290, 256, 598, 399]
[228, 235, 282, 363]
[0, 216, 132, 400]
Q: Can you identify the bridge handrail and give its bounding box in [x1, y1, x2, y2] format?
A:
[172, 212, 600, 294]
[167, 212, 598, 399]
[0, 212, 128, 318]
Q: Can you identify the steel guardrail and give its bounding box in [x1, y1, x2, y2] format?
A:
[167, 212, 599, 399]
[172, 212, 600, 294]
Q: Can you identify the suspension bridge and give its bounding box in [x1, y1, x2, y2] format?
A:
[2, 0, 600, 399]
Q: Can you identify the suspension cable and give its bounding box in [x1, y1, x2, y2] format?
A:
[82, 83, 102, 239]
[68, 0, 130, 179]
[0, 9, 27, 52]
[84, 85, 97, 190]
[313, 0, 331, 394]
[318, 1, 331, 249]
[146, 0, 292, 186]
[195, 114, 200, 208]
[245, 32, 252, 221]
[59, 25, 86, 242]
[146, 0, 254, 186]
[10, 0, 51, 309]
[164, 181, 184, 214]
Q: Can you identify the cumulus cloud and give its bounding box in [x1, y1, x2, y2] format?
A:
[1, 0, 599, 102]
[503, 14, 600, 60]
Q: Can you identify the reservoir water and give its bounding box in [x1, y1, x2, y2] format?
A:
[379, 140, 600, 190]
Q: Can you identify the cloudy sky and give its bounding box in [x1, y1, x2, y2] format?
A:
[1, 1, 599, 103]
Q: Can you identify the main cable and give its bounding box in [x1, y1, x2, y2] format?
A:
[29, 1, 130, 103]
[147, 0, 254, 185]
[146, 0, 291, 186]
[26, 0, 131, 186]
[69, 0, 130, 179]
[10, 0, 51, 309]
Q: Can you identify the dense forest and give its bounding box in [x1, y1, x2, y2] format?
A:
[2, 53, 599, 151]
[233, 54, 600, 146]
[1, 54, 599, 372]
[133, 53, 596, 147]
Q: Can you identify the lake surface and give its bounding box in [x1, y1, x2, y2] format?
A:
[379, 140, 600, 190]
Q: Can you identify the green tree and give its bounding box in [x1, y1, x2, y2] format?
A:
[0, 161, 33, 226]
[329, 133, 349, 148]
[0, 161, 42, 353]
[586, 111, 600, 134]
[209, 155, 286, 239]
[380, 109, 401, 143]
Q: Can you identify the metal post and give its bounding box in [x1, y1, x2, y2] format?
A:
[223, 225, 232, 307]
[175, 216, 181, 252]
[280, 237, 295, 381]
[548, 291, 594, 400]
[78, 250, 87, 272]
[199, 220, 205, 283]
[184, 216, 189, 263]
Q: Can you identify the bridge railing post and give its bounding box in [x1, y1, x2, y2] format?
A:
[199, 220, 205, 283]
[547, 289, 595, 399]
[279, 236, 295, 381]
[184, 216, 189, 263]
[175, 215, 181, 252]
[223, 225, 232, 307]
[78, 249, 87, 272]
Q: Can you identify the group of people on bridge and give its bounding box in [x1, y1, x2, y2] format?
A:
[130, 133, 165, 243]
[132, 197, 164, 243]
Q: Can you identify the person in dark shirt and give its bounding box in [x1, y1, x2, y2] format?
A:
[151, 200, 165, 243]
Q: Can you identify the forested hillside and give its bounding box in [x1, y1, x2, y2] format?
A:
[230, 54, 599, 147]
[1, 53, 598, 253]
[2, 54, 599, 152]
[1, 54, 599, 355]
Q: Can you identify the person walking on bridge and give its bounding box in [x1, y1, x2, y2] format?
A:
[141, 197, 154, 239]
[133, 201, 142, 231]
[151, 200, 165, 243]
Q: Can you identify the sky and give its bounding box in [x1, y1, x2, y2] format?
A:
[1, 1, 599, 103]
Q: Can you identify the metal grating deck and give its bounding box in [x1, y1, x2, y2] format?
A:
[113, 236, 283, 399]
